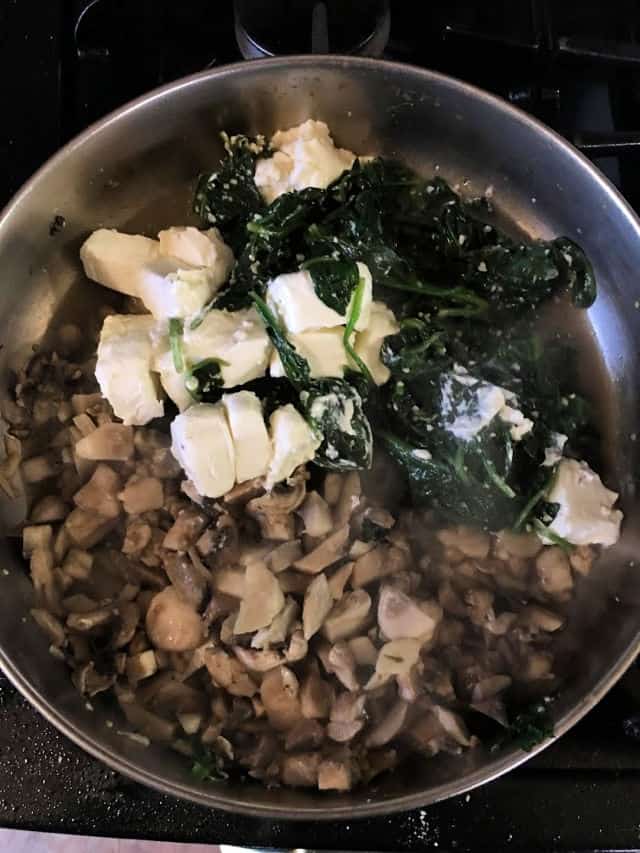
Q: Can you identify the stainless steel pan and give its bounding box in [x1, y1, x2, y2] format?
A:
[0, 56, 639, 819]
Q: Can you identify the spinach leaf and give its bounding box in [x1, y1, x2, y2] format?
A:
[343, 270, 374, 384]
[193, 133, 266, 253]
[250, 292, 310, 386]
[301, 379, 373, 470]
[191, 746, 229, 782]
[499, 701, 554, 752]
[303, 256, 359, 314]
[184, 358, 225, 402]
[169, 318, 184, 373]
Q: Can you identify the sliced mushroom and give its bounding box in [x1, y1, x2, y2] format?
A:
[348, 636, 378, 667]
[281, 752, 320, 787]
[360, 506, 395, 539]
[22, 524, 53, 557]
[22, 453, 62, 483]
[126, 649, 158, 684]
[212, 567, 245, 599]
[260, 666, 303, 731]
[471, 674, 512, 703]
[322, 590, 371, 643]
[265, 539, 303, 574]
[437, 525, 490, 559]
[64, 508, 117, 549]
[30, 608, 66, 647]
[365, 639, 422, 691]
[351, 544, 408, 589]
[233, 647, 284, 673]
[163, 552, 210, 611]
[378, 586, 442, 642]
[247, 479, 306, 541]
[204, 647, 257, 697]
[366, 699, 409, 747]
[145, 587, 204, 652]
[327, 692, 366, 742]
[285, 628, 308, 663]
[535, 547, 574, 600]
[495, 528, 542, 559]
[251, 597, 299, 650]
[333, 471, 362, 527]
[234, 560, 285, 635]
[112, 601, 140, 649]
[223, 477, 265, 505]
[72, 463, 121, 518]
[277, 570, 313, 595]
[30, 546, 60, 613]
[323, 472, 343, 506]
[284, 719, 325, 752]
[318, 758, 352, 791]
[302, 573, 333, 640]
[297, 491, 333, 537]
[519, 605, 565, 634]
[293, 525, 350, 574]
[72, 661, 115, 697]
[163, 507, 208, 551]
[75, 423, 134, 461]
[432, 705, 472, 748]
[30, 495, 68, 523]
[66, 607, 114, 632]
[321, 642, 359, 692]
[300, 663, 332, 720]
[118, 476, 164, 515]
[327, 561, 354, 601]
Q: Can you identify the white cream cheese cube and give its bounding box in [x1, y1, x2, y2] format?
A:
[183, 307, 272, 388]
[170, 403, 236, 498]
[254, 120, 356, 203]
[353, 301, 399, 386]
[266, 262, 372, 334]
[270, 327, 348, 379]
[95, 314, 164, 425]
[157, 226, 234, 287]
[80, 229, 159, 297]
[265, 404, 321, 490]
[543, 458, 623, 546]
[222, 391, 272, 483]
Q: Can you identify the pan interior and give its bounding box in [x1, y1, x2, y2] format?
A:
[0, 57, 638, 817]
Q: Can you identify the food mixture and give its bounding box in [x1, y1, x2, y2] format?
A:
[5, 120, 623, 791]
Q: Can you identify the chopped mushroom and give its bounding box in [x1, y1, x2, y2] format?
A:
[366, 699, 409, 747]
[321, 642, 359, 692]
[163, 507, 208, 551]
[246, 478, 306, 541]
[234, 561, 285, 634]
[327, 561, 354, 600]
[118, 477, 164, 514]
[163, 552, 210, 611]
[333, 471, 362, 526]
[75, 423, 134, 461]
[377, 586, 442, 641]
[64, 508, 117, 549]
[281, 752, 321, 787]
[30, 495, 68, 523]
[265, 539, 303, 573]
[233, 647, 283, 673]
[535, 547, 574, 600]
[302, 573, 333, 640]
[365, 639, 422, 691]
[318, 758, 352, 791]
[260, 666, 303, 731]
[293, 525, 350, 574]
[251, 597, 298, 649]
[73, 464, 121, 518]
[300, 663, 332, 720]
[350, 544, 408, 588]
[205, 647, 256, 697]
[322, 590, 371, 643]
[145, 587, 204, 651]
[348, 636, 378, 666]
[285, 628, 308, 663]
[297, 491, 333, 537]
[284, 719, 325, 752]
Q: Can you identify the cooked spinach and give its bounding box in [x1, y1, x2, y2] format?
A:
[194, 133, 266, 253]
[184, 358, 225, 402]
[500, 701, 554, 752]
[301, 380, 373, 471]
[193, 138, 598, 521]
[191, 745, 229, 782]
[303, 256, 359, 314]
[168, 318, 185, 373]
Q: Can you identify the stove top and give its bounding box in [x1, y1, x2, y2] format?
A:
[2, 0, 640, 849]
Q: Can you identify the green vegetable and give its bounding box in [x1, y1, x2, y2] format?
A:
[169, 318, 184, 373]
[500, 701, 555, 752]
[343, 271, 373, 383]
[194, 133, 266, 253]
[251, 292, 310, 387]
[184, 358, 226, 402]
[301, 379, 373, 471]
[303, 255, 359, 314]
[191, 748, 229, 782]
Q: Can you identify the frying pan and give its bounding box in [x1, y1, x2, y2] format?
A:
[0, 56, 639, 819]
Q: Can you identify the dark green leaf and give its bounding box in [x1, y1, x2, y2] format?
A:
[169, 318, 184, 373]
[250, 292, 310, 387]
[301, 379, 373, 471]
[303, 256, 359, 314]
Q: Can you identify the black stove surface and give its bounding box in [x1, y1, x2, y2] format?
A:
[3, 0, 640, 849]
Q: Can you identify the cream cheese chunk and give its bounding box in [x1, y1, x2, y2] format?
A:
[353, 301, 399, 386]
[270, 327, 348, 379]
[542, 458, 623, 546]
[222, 390, 272, 483]
[266, 262, 372, 335]
[95, 314, 163, 425]
[265, 404, 321, 490]
[254, 120, 356, 203]
[170, 403, 235, 498]
[80, 226, 234, 320]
